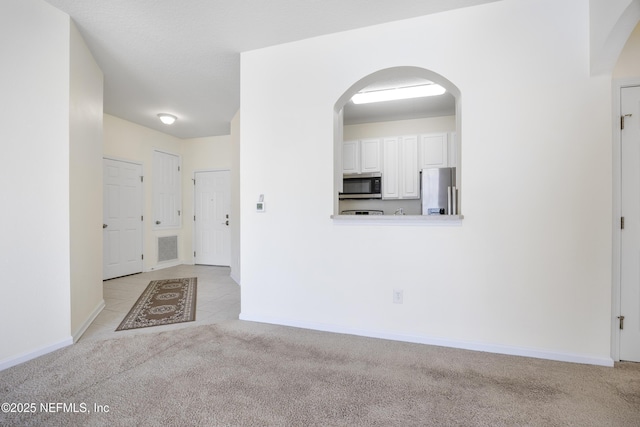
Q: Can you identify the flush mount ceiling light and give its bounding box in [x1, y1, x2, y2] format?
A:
[351, 84, 446, 105]
[157, 113, 177, 125]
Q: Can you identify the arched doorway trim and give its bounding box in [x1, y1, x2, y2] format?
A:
[333, 66, 462, 216]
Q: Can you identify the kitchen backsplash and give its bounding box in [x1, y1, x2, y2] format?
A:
[339, 198, 421, 215]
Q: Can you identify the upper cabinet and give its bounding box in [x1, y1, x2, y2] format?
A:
[382, 135, 419, 199]
[342, 140, 360, 174]
[401, 136, 420, 198]
[342, 138, 382, 174]
[418, 133, 448, 169]
[382, 137, 400, 198]
[361, 139, 382, 173]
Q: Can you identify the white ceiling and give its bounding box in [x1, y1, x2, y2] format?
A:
[44, 0, 497, 138]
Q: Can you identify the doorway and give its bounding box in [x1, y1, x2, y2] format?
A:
[103, 158, 143, 280]
[194, 170, 231, 266]
[618, 84, 640, 362]
[333, 66, 462, 216]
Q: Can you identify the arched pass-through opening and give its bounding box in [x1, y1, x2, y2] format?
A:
[333, 66, 462, 217]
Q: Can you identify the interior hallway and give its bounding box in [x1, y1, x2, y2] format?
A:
[81, 265, 240, 342]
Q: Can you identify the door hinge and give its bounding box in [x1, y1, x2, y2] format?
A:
[193, 179, 196, 185]
[178, 166, 181, 172]
[621, 114, 632, 130]
[621, 216, 625, 230]
[141, 215, 143, 221]
[194, 215, 196, 221]
[194, 251, 196, 257]
[178, 210, 181, 216]
[141, 254, 144, 260]
[140, 176, 144, 182]
[618, 315, 625, 330]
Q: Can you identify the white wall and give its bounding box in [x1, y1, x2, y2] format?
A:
[343, 116, 455, 140]
[240, 0, 616, 365]
[69, 22, 104, 340]
[590, 0, 640, 75]
[614, 21, 640, 78]
[230, 111, 241, 283]
[0, 0, 73, 367]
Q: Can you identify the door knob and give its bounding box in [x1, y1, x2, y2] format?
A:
[155, 220, 161, 225]
[103, 224, 108, 229]
[224, 220, 229, 226]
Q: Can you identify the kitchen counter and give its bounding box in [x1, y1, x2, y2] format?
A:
[331, 214, 463, 225]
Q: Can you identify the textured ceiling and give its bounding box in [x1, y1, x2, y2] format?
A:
[44, 0, 497, 138]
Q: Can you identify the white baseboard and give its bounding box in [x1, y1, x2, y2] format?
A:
[0, 337, 74, 372]
[146, 260, 182, 272]
[230, 270, 240, 285]
[239, 314, 614, 367]
[72, 299, 105, 343]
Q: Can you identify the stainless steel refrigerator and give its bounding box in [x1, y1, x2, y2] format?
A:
[421, 167, 457, 215]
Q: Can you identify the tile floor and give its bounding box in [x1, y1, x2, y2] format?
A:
[80, 264, 240, 342]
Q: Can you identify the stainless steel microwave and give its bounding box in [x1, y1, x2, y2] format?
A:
[339, 173, 382, 199]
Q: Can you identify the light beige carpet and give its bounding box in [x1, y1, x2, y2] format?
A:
[1, 321, 639, 426]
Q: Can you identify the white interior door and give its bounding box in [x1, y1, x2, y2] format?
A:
[194, 170, 231, 266]
[103, 159, 143, 280]
[153, 150, 181, 228]
[620, 85, 640, 362]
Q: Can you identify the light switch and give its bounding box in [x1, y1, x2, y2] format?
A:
[257, 194, 265, 212]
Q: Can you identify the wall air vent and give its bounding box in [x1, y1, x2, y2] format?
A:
[157, 236, 178, 262]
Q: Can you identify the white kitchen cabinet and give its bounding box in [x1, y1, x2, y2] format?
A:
[342, 140, 360, 174]
[342, 139, 382, 174]
[361, 139, 382, 173]
[382, 137, 400, 198]
[382, 135, 419, 199]
[400, 135, 419, 199]
[419, 133, 449, 170]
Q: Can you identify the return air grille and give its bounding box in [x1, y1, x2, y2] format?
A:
[158, 236, 178, 262]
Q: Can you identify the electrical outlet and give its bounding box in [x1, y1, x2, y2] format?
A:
[393, 289, 403, 304]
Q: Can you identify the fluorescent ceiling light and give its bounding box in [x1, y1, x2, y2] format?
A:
[157, 113, 177, 125]
[351, 84, 446, 104]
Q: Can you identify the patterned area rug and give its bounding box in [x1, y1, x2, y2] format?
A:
[116, 277, 197, 331]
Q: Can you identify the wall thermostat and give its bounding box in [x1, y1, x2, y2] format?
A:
[256, 194, 265, 212]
